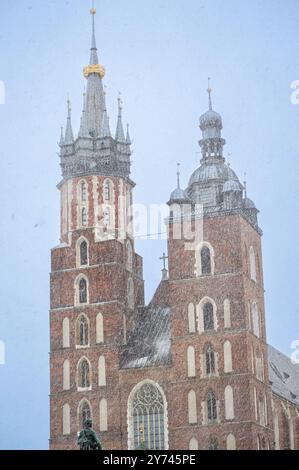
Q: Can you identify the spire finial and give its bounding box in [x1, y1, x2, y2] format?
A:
[207, 77, 212, 110]
[227, 152, 232, 167]
[177, 163, 181, 189]
[64, 97, 74, 144]
[118, 92, 123, 116]
[243, 172, 247, 198]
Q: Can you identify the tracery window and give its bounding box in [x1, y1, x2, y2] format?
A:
[201, 246, 211, 275]
[203, 302, 214, 331]
[132, 383, 165, 450]
[205, 344, 215, 375]
[207, 390, 217, 422]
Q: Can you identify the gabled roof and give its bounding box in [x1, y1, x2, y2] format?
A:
[120, 306, 171, 370]
[268, 344, 299, 406]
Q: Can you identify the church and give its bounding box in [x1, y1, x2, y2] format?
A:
[49, 8, 299, 450]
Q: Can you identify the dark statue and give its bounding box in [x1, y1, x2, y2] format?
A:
[77, 419, 103, 451]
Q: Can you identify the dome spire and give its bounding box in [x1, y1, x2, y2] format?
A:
[177, 163, 181, 189]
[207, 77, 212, 110]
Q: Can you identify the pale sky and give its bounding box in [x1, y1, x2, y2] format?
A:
[0, 0, 298, 449]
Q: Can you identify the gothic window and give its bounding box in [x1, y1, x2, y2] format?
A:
[80, 240, 88, 266]
[226, 433, 236, 450]
[258, 395, 266, 427]
[249, 246, 257, 282]
[99, 398, 108, 432]
[187, 346, 196, 377]
[81, 207, 87, 227]
[96, 313, 104, 344]
[62, 404, 70, 435]
[62, 318, 70, 348]
[78, 358, 91, 389]
[126, 240, 133, 271]
[81, 182, 87, 203]
[63, 360, 70, 391]
[205, 344, 215, 375]
[224, 299, 231, 328]
[104, 207, 111, 226]
[189, 438, 199, 450]
[203, 302, 214, 331]
[188, 390, 197, 424]
[76, 314, 89, 346]
[224, 340, 233, 373]
[201, 246, 211, 275]
[255, 349, 264, 381]
[79, 400, 92, 430]
[207, 390, 217, 422]
[252, 302, 260, 337]
[224, 385, 235, 420]
[208, 438, 219, 450]
[188, 303, 196, 333]
[127, 278, 134, 310]
[98, 356, 106, 387]
[79, 278, 87, 304]
[104, 180, 112, 202]
[131, 383, 166, 450]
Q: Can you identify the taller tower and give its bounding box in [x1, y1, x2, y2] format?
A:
[49, 8, 144, 450]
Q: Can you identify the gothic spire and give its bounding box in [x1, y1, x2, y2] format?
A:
[83, 6, 106, 138]
[115, 94, 125, 142]
[100, 90, 111, 138]
[207, 77, 213, 110]
[59, 126, 64, 147]
[126, 123, 131, 145]
[64, 98, 74, 145]
[78, 91, 89, 138]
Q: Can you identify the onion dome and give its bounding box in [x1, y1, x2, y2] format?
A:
[189, 162, 238, 187]
[243, 197, 257, 210]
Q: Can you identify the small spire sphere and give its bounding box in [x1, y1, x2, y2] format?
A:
[90, 0, 96, 15]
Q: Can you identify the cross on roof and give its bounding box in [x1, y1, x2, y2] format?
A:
[159, 253, 168, 270]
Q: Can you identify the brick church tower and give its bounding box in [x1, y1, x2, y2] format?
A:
[49, 8, 144, 450]
[50, 8, 298, 451]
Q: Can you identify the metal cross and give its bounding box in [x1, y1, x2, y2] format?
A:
[159, 253, 168, 270]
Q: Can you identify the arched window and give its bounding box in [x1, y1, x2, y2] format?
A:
[62, 318, 70, 348]
[189, 438, 199, 450]
[207, 391, 217, 423]
[188, 390, 197, 424]
[78, 278, 88, 304]
[96, 313, 104, 344]
[81, 182, 87, 203]
[224, 385, 235, 420]
[203, 302, 214, 331]
[226, 433, 236, 450]
[249, 246, 257, 282]
[224, 340, 233, 373]
[104, 207, 111, 226]
[201, 246, 211, 275]
[81, 207, 87, 227]
[205, 343, 215, 375]
[130, 382, 167, 450]
[98, 356, 106, 386]
[274, 412, 280, 450]
[78, 358, 91, 389]
[78, 400, 92, 431]
[224, 299, 231, 329]
[208, 438, 219, 450]
[188, 303, 196, 333]
[256, 348, 263, 381]
[258, 395, 266, 426]
[62, 404, 70, 435]
[63, 360, 70, 391]
[99, 398, 108, 432]
[76, 314, 89, 347]
[127, 278, 134, 310]
[252, 303, 260, 337]
[187, 346, 196, 377]
[104, 179, 112, 202]
[126, 241, 133, 271]
[80, 240, 88, 266]
[282, 410, 291, 450]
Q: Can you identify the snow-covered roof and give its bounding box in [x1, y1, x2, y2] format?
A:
[268, 344, 299, 406]
[120, 306, 171, 370]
